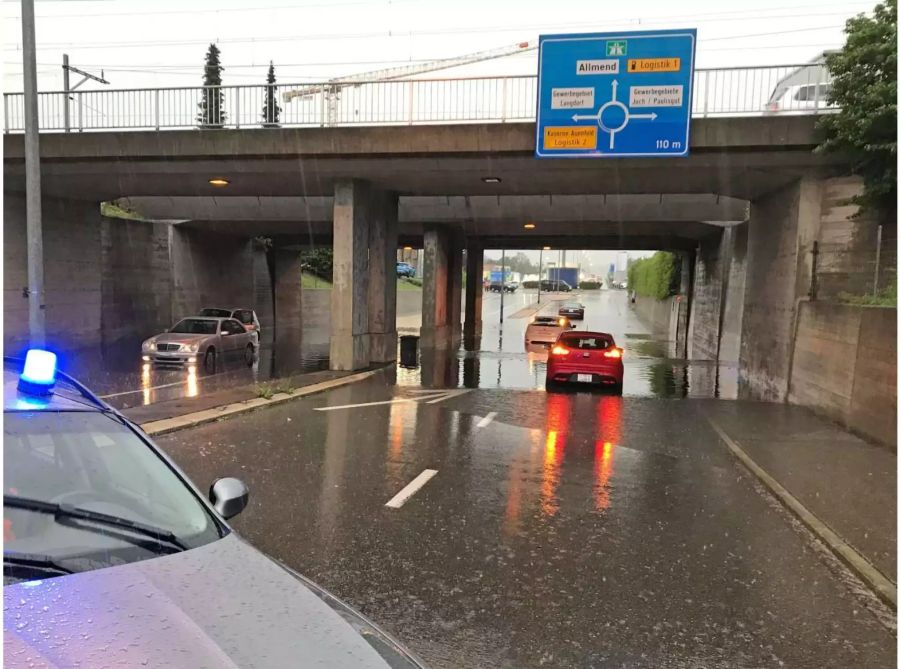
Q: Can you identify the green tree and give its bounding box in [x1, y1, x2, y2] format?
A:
[299, 247, 333, 280]
[817, 0, 897, 216]
[262, 61, 281, 128]
[197, 43, 226, 128]
[627, 252, 679, 300]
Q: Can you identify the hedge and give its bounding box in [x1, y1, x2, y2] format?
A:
[580, 280, 602, 290]
[627, 252, 680, 300]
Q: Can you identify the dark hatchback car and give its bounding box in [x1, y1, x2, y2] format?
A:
[558, 301, 585, 320]
[3, 352, 426, 669]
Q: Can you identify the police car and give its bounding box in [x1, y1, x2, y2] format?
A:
[4, 350, 426, 668]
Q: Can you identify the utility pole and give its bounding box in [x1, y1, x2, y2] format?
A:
[62, 53, 109, 133]
[22, 0, 45, 346]
[499, 248, 506, 325]
[537, 247, 544, 303]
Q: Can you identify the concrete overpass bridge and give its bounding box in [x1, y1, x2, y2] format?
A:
[4, 85, 862, 401]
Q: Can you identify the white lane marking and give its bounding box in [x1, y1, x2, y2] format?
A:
[385, 469, 438, 509]
[425, 389, 472, 404]
[315, 398, 415, 412]
[477, 411, 497, 428]
[100, 379, 192, 399]
[706, 416, 898, 610]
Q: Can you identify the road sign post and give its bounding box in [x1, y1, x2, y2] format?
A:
[535, 29, 696, 158]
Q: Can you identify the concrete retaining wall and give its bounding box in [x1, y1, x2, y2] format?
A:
[169, 226, 255, 318]
[632, 294, 678, 338]
[4, 195, 103, 355]
[789, 301, 897, 448]
[816, 177, 897, 300]
[100, 217, 172, 349]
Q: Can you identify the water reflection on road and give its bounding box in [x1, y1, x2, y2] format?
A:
[402, 289, 739, 399]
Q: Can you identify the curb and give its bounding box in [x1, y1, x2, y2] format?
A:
[707, 416, 897, 611]
[140, 367, 385, 437]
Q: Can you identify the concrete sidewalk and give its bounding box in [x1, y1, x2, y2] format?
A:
[703, 400, 897, 583]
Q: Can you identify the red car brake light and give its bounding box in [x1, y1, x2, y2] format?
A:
[603, 347, 622, 359]
[550, 345, 569, 356]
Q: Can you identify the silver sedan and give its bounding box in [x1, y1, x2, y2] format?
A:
[142, 317, 255, 372]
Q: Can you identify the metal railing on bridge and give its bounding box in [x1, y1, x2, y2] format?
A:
[2, 64, 834, 133]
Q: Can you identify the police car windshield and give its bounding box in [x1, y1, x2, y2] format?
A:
[4, 411, 221, 581]
[170, 318, 218, 335]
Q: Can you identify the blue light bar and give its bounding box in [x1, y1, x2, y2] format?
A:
[18, 349, 57, 396]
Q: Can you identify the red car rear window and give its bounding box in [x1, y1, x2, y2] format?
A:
[560, 334, 613, 350]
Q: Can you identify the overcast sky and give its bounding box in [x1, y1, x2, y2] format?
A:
[2, 0, 873, 91]
[1, 0, 871, 269]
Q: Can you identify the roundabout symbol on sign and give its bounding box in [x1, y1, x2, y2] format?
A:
[571, 80, 657, 150]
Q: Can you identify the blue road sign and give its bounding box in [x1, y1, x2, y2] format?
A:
[535, 29, 696, 158]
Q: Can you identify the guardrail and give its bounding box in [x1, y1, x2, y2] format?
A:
[2, 64, 833, 133]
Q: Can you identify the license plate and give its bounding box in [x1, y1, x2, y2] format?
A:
[576, 374, 593, 383]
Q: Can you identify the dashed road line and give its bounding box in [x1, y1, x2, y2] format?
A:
[385, 469, 438, 509]
[477, 411, 498, 428]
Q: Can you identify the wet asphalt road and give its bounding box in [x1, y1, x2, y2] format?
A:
[157, 378, 895, 667]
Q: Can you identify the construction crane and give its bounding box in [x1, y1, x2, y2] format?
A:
[282, 41, 537, 124]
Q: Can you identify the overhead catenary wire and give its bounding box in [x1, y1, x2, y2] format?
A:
[2, 20, 850, 52]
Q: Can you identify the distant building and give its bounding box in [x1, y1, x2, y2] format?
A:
[614, 252, 629, 284]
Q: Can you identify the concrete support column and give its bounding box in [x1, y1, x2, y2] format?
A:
[741, 177, 824, 401]
[272, 248, 302, 356]
[447, 233, 464, 349]
[464, 243, 484, 344]
[421, 225, 451, 349]
[330, 179, 372, 370]
[674, 250, 693, 359]
[367, 190, 399, 363]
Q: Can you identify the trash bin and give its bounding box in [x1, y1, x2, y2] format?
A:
[399, 335, 419, 368]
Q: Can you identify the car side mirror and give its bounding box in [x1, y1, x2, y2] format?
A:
[209, 477, 249, 519]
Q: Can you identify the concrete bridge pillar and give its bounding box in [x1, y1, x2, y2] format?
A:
[741, 177, 824, 401]
[330, 179, 398, 370]
[463, 243, 484, 348]
[448, 236, 464, 350]
[421, 225, 463, 350]
[367, 190, 399, 363]
[330, 179, 370, 370]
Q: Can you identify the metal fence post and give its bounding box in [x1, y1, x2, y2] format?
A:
[77, 92, 83, 131]
[407, 81, 414, 125]
[3, 95, 8, 133]
[702, 70, 710, 117]
[154, 89, 160, 130]
[501, 78, 507, 122]
[235, 88, 240, 129]
[873, 224, 883, 296]
[319, 88, 326, 127]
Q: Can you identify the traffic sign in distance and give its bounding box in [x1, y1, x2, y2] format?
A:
[535, 29, 697, 158]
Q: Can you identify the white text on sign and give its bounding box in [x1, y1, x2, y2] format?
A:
[576, 59, 619, 75]
[551, 88, 595, 110]
[629, 85, 684, 108]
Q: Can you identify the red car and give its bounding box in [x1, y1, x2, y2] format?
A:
[545, 331, 624, 394]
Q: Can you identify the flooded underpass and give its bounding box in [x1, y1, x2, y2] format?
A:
[399, 289, 740, 399]
[54, 285, 739, 411]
